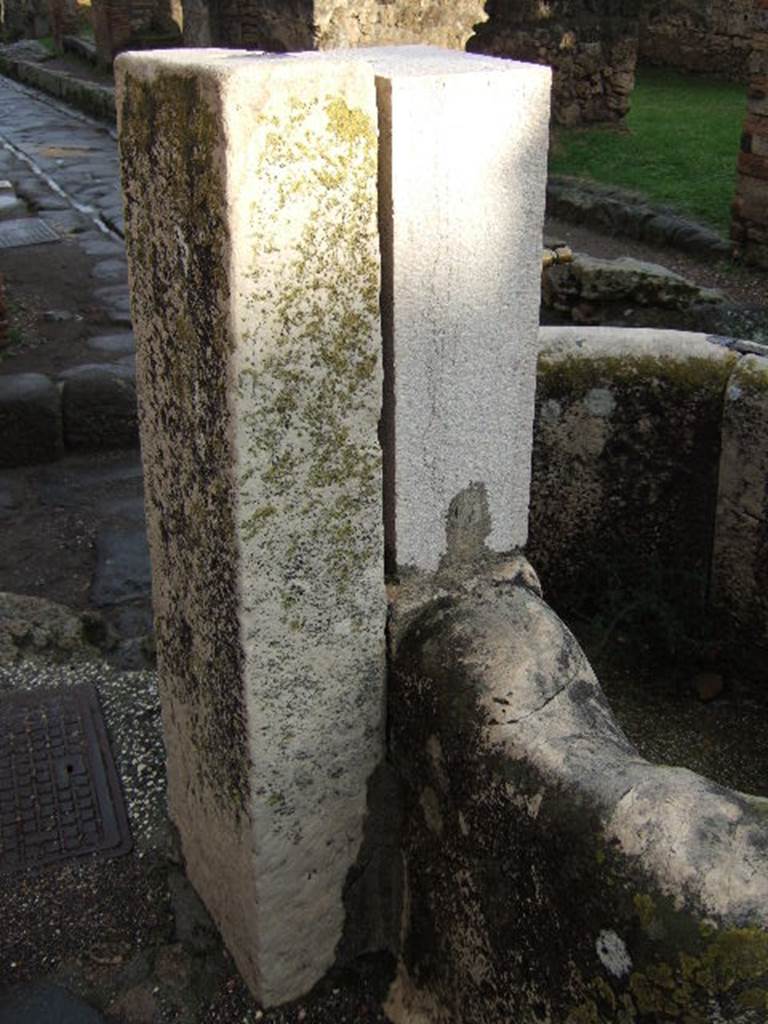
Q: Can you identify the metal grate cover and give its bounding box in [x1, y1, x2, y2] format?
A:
[0, 217, 60, 249]
[0, 683, 131, 874]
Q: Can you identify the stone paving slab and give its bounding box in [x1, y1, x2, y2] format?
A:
[0, 76, 122, 236]
[0, 982, 107, 1024]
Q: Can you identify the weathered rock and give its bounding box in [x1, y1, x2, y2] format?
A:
[60, 362, 138, 450]
[387, 571, 768, 1024]
[0, 372, 61, 467]
[711, 353, 768, 673]
[90, 526, 152, 607]
[0, 193, 25, 220]
[548, 176, 730, 256]
[105, 984, 157, 1024]
[529, 327, 737, 656]
[544, 253, 725, 324]
[184, 0, 487, 51]
[86, 332, 135, 354]
[0, 592, 107, 664]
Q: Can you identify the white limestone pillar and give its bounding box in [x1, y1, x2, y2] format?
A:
[348, 47, 551, 574]
[117, 49, 386, 1006]
[117, 43, 550, 1009]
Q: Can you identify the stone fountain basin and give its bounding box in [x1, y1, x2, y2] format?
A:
[388, 575, 768, 1024]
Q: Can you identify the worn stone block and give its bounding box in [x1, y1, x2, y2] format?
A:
[739, 151, 768, 181]
[387, 572, 768, 1024]
[60, 363, 138, 450]
[346, 47, 550, 572]
[117, 49, 385, 1006]
[711, 354, 768, 667]
[0, 372, 61, 467]
[529, 327, 737, 629]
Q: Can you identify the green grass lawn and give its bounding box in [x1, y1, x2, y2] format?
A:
[548, 67, 747, 234]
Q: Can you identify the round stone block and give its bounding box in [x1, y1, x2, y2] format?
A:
[0, 372, 61, 467]
[60, 363, 138, 450]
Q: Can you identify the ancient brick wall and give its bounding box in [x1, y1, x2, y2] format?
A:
[91, 0, 181, 62]
[181, 0, 636, 126]
[469, 0, 638, 125]
[640, 0, 754, 82]
[2, 0, 50, 39]
[183, 0, 486, 53]
[732, 3, 768, 267]
[46, 0, 78, 50]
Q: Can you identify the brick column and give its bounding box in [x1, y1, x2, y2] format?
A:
[92, 0, 133, 65]
[732, 1, 768, 266]
[47, 0, 78, 52]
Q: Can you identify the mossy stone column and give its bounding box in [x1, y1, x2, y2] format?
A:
[116, 50, 385, 1006]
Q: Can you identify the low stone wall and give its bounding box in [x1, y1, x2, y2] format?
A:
[639, 0, 754, 81]
[387, 571, 768, 1024]
[732, 11, 768, 269]
[529, 326, 768, 673]
[469, 0, 638, 126]
[712, 353, 768, 669]
[0, 53, 116, 120]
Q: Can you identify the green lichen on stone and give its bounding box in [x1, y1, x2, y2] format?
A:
[237, 90, 381, 618]
[634, 893, 656, 932]
[732, 357, 768, 394]
[537, 352, 738, 400]
[627, 927, 768, 1021]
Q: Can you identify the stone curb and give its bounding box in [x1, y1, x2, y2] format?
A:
[547, 175, 731, 258]
[0, 55, 115, 122]
[2, 331, 764, 470]
[62, 35, 99, 65]
[0, 363, 137, 468]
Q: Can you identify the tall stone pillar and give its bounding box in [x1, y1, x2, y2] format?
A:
[117, 49, 386, 1006]
[351, 48, 551, 573]
[117, 45, 550, 1009]
[732, 1, 768, 267]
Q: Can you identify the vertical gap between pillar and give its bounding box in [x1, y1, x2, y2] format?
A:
[376, 76, 397, 580]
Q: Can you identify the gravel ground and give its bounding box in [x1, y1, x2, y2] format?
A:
[0, 660, 393, 1023]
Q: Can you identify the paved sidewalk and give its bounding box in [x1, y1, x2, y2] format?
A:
[0, 74, 123, 235]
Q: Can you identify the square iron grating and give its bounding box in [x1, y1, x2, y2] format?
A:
[0, 683, 132, 874]
[0, 217, 60, 250]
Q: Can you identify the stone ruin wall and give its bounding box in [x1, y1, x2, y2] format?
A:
[90, 0, 182, 63]
[181, 0, 638, 126]
[1, 0, 49, 39]
[732, 3, 768, 268]
[183, 0, 488, 52]
[469, 0, 639, 126]
[640, 0, 755, 82]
